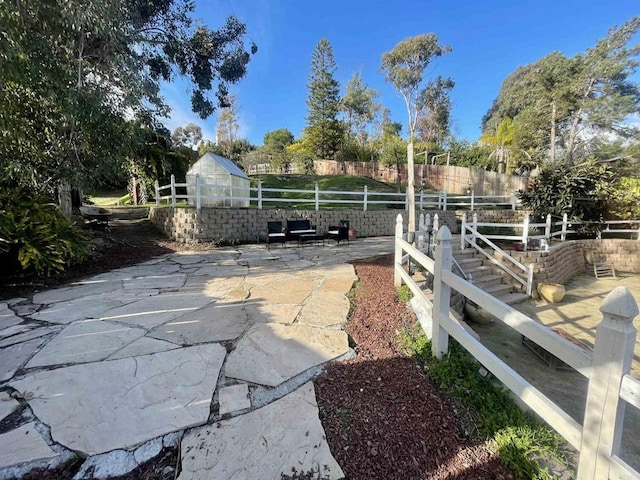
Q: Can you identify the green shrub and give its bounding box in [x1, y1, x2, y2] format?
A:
[518, 160, 613, 224]
[610, 177, 640, 220]
[0, 189, 87, 276]
[397, 285, 413, 303]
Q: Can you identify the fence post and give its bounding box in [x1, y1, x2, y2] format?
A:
[511, 191, 517, 210]
[394, 214, 404, 288]
[526, 263, 534, 297]
[418, 213, 425, 250]
[461, 213, 467, 250]
[545, 214, 552, 242]
[432, 214, 439, 253]
[195, 173, 201, 211]
[315, 182, 319, 211]
[405, 190, 409, 211]
[577, 287, 639, 479]
[471, 189, 475, 211]
[425, 214, 431, 251]
[363, 185, 368, 211]
[170, 174, 176, 208]
[432, 226, 452, 359]
[442, 190, 448, 211]
[155, 180, 160, 206]
[258, 181, 263, 210]
[472, 213, 478, 245]
[522, 213, 530, 249]
[561, 213, 568, 241]
[419, 190, 424, 211]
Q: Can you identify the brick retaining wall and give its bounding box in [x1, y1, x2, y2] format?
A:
[149, 207, 459, 244]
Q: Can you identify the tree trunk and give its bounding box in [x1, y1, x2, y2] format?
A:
[565, 109, 582, 166]
[407, 142, 416, 243]
[550, 101, 556, 167]
[58, 181, 73, 219]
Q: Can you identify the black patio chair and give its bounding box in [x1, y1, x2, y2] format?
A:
[267, 221, 286, 249]
[328, 220, 349, 245]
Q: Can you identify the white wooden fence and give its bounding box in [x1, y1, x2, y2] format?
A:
[155, 175, 521, 211]
[462, 213, 640, 251]
[394, 214, 640, 479]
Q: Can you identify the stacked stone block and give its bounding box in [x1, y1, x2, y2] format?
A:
[462, 210, 528, 224]
[149, 207, 459, 244]
[579, 239, 640, 273]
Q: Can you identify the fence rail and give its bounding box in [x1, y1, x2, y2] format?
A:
[461, 212, 640, 250]
[155, 174, 521, 211]
[394, 214, 640, 479]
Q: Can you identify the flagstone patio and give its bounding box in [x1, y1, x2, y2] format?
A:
[0, 238, 393, 479]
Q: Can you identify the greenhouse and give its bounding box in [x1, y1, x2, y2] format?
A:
[186, 152, 250, 208]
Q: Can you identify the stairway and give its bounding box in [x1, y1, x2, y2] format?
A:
[452, 243, 530, 306]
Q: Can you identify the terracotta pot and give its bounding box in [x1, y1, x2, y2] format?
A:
[464, 302, 494, 324]
[348, 229, 357, 241]
[537, 283, 566, 303]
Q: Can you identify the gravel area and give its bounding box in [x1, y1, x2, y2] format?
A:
[315, 256, 515, 479]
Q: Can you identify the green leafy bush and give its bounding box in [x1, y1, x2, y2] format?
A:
[0, 189, 87, 276]
[610, 177, 640, 220]
[518, 160, 613, 224]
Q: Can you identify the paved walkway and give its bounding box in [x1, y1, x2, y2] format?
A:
[472, 272, 640, 470]
[0, 238, 393, 479]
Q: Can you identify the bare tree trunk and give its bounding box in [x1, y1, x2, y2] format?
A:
[565, 109, 582, 166]
[58, 181, 73, 219]
[550, 101, 556, 167]
[566, 77, 595, 165]
[407, 142, 416, 243]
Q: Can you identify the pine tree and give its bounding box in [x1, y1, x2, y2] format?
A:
[304, 38, 344, 159]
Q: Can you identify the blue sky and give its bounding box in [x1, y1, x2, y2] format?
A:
[161, 0, 640, 146]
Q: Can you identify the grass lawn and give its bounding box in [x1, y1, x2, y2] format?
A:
[250, 174, 437, 210]
[86, 188, 128, 206]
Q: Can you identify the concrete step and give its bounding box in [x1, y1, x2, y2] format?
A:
[454, 251, 481, 259]
[481, 283, 514, 297]
[465, 265, 496, 278]
[496, 292, 530, 305]
[456, 258, 483, 270]
[470, 274, 504, 288]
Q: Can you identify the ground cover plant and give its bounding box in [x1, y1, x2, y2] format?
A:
[0, 189, 87, 276]
[398, 324, 572, 479]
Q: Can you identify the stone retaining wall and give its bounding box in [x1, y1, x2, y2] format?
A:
[508, 238, 640, 287]
[467, 210, 528, 223]
[580, 239, 640, 273]
[512, 241, 586, 286]
[149, 207, 459, 244]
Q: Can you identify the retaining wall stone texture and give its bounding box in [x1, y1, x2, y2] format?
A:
[509, 239, 640, 286]
[579, 239, 640, 273]
[511, 241, 586, 286]
[149, 207, 459, 244]
[459, 210, 528, 224]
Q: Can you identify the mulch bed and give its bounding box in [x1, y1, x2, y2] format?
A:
[315, 255, 515, 479]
